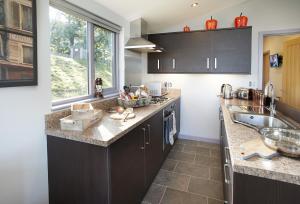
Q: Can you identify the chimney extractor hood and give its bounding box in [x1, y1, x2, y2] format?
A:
[125, 18, 163, 53]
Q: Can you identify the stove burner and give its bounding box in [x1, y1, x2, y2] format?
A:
[151, 96, 170, 105]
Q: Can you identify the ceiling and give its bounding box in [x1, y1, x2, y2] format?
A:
[93, 0, 250, 33]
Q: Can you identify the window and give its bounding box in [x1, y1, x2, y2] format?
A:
[21, 5, 32, 31]
[50, 6, 88, 101]
[0, 32, 4, 58]
[22, 45, 33, 64]
[10, 1, 20, 28]
[94, 26, 114, 89]
[0, 0, 4, 26]
[49, 0, 120, 105]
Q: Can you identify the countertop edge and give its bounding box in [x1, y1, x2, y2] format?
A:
[46, 95, 180, 147]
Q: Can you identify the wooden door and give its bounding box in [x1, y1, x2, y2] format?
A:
[282, 37, 300, 110]
[145, 110, 164, 188]
[110, 126, 146, 204]
[263, 51, 270, 89]
[211, 27, 252, 74]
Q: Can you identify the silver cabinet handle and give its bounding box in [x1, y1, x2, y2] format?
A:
[157, 59, 160, 70]
[146, 124, 151, 145]
[141, 128, 146, 150]
[214, 58, 217, 69]
[224, 147, 230, 164]
[207, 58, 210, 69]
[224, 164, 230, 184]
[172, 59, 176, 69]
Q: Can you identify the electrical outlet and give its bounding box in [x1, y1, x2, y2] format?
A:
[249, 81, 252, 87]
[168, 82, 173, 88]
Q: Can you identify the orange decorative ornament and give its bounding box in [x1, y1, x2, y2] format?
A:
[234, 13, 248, 28]
[205, 16, 218, 30]
[183, 25, 191, 32]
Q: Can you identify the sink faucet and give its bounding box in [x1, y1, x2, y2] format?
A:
[264, 82, 276, 117]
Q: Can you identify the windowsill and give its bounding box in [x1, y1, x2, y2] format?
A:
[51, 92, 119, 112]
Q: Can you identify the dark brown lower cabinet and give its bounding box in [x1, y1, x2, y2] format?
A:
[110, 126, 146, 204]
[219, 108, 300, 204]
[145, 111, 164, 187]
[47, 100, 181, 204]
[233, 172, 300, 204]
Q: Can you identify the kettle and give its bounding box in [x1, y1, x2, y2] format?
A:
[221, 84, 233, 99]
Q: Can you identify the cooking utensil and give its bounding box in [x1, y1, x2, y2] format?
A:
[259, 128, 300, 157]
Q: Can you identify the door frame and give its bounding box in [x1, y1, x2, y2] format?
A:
[262, 50, 270, 89]
[258, 28, 300, 90]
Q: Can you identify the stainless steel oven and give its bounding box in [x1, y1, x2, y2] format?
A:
[163, 102, 176, 153]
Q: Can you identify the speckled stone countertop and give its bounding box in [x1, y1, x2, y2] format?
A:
[220, 98, 300, 185]
[45, 89, 181, 147]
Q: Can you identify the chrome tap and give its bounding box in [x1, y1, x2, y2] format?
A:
[264, 82, 276, 116]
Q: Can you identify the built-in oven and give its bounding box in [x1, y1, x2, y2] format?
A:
[163, 102, 176, 154]
[219, 108, 233, 204]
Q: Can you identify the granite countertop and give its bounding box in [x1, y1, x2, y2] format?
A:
[45, 89, 181, 147]
[220, 98, 300, 185]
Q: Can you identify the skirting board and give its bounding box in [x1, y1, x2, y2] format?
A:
[178, 133, 220, 144]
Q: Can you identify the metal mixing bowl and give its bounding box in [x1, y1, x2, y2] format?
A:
[259, 128, 300, 157]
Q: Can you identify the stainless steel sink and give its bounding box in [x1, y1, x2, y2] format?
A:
[227, 105, 268, 115]
[231, 112, 290, 130]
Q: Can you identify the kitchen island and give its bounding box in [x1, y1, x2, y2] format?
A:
[220, 98, 300, 204]
[45, 90, 181, 204]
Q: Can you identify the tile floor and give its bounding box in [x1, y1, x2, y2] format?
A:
[142, 139, 224, 204]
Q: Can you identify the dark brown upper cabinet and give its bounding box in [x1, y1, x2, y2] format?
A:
[148, 27, 252, 74]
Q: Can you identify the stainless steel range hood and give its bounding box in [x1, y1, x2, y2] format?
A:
[125, 18, 163, 53]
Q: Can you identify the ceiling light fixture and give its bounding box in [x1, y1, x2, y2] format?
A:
[191, 2, 199, 7]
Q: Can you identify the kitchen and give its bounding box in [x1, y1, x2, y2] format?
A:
[0, 0, 300, 204]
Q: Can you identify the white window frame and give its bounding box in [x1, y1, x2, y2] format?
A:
[50, 0, 120, 107]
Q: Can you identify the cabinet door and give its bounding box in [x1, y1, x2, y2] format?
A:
[110, 126, 146, 204]
[148, 33, 177, 73]
[211, 27, 252, 74]
[148, 32, 212, 73]
[145, 110, 164, 187]
[148, 52, 162, 73]
[174, 31, 212, 73]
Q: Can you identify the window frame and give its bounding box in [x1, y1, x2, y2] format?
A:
[50, 0, 120, 107]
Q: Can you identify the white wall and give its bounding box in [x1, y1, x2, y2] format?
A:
[0, 1, 51, 203]
[0, 0, 129, 203]
[140, 0, 300, 141]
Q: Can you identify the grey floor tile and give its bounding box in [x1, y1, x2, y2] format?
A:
[161, 188, 207, 204]
[174, 162, 209, 178]
[210, 149, 221, 158]
[143, 183, 166, 204]
[188, 177, 224, 200]
[183, 145, 210, 156]
[182, 145, 198, 153]
[161, 159, 178, 171]
[210, 168, 222, 182]
[197, 141, 220, 150]
[168, 151, 195, 163]
[172, 143, 185, 152]
[154, 170, 190, 191]
[176, 139, 198, 146]
[208, 198, 224, 204]
[195, 155, 221, 168]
